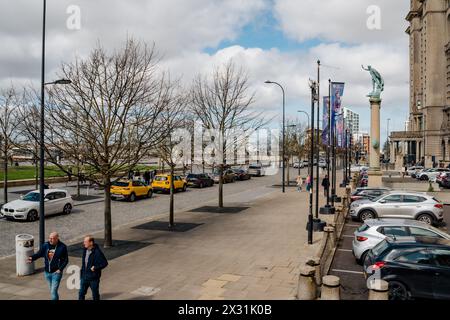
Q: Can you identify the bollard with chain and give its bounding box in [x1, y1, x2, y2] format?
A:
[321, 275, 341, 300]
[306, 257, 322, 287]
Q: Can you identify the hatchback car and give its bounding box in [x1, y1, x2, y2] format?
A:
[363, 237, 450, 300]
[186, 174, 214, 188]
[350, 192, 444, 225]
[232, 168, 251, 181]
[1, 189, 73, 222]
[110, 180, 153, 202]
[407, 166, 424, 177]
[248, 164, 265, 177]
[152, 174, 187, 193]
[212, 169, 236, 184]
[353, 219, 450, 264]
[417, 168, 450, 181]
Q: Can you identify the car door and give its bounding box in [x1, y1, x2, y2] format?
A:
[391, 249, 435, 299]
[378, 226, 409, 238]
[430, 248, 450, 300]
[132, 181, 146, 196]
[174, 176, 182, 189]
[44, 192, 58, 215]
[377, 195, 403, 218]
[398, 195, 425, 219]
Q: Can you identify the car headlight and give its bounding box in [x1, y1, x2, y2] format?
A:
[16, 208, 28, 212]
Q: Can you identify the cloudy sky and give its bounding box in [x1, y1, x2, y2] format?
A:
[0, 0, 410, 141]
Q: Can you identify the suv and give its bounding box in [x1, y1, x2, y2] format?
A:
[350, 192, 444, 225]
[417, 168, 450, 181]
[248, 163, 265, 177]
[363, 237, 450, 300]
[186, 174, 214, 188]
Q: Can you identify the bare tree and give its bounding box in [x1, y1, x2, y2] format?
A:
[0, 86, 23, 203]
[285, 120, 308, 185]
[43, 39, 172, 247]
[190, 61, 264, 208]
[155, 83, 188, 227]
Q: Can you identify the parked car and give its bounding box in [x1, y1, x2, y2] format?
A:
[248, 163, 265, 177]
[440, 173, 450, 189]
[212, 169, 236, 184]
[152, 174, 187, 193]
[363, 237, 450, 300]
[351, 164, 369, 173]
[232, 168, 251, 181]
[351, 187, 391, 203]
[418, 168, 450, 181]
[111, 180, 153, 202]
[318, 160, 327, 168]
[353, 219, 450, 264]
[350, 191, 444, 225]
[407, 166, 424, 177]
[185, 173, 214, 188]
[1, 189, 73, 222]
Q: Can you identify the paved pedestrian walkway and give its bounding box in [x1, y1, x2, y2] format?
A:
[0, 186, 329, 300]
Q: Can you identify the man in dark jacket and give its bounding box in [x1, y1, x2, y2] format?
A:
[79, 236, 108, 300]
[28, 232, 68, 300]
[321, 175, 330, 197]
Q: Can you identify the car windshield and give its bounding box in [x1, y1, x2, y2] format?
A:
[112, 181, 129, 187]
[22, 192, 40, 202]
[187, 174, 198, 179]
[154, 176, 168, 181]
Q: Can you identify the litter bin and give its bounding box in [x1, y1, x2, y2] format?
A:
[16, 234, 35, 277]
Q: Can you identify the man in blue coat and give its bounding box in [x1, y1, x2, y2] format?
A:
[28, 232, 69, 300]
[78, 235, 108, 300]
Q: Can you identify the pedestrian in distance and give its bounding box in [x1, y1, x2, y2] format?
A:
[144, 170, 151, 186]
[79, 235, 108, 301]
[296, 175, 303, 192]
[321, 175, 330, 197]
[28, 232, 68, 300]
[305, 175, 312, 192]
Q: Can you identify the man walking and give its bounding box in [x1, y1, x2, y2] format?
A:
[28, 232, 68, 300]
[321, 175, 330, 197]
[79, 236, 108, 301]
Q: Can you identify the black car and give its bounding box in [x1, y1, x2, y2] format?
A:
[364, 236, 450, 300]
[232, 169, 251, 181]
[186, 174, 214, 188]
[351, 187, 391, 202]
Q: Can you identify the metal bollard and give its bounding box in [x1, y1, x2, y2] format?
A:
[368, 279, 389, 300]
[306, 257, 322, 286]
[297, 266, 317, 300]
[321, 275, 340, 300]
[16, 234, 35, 276]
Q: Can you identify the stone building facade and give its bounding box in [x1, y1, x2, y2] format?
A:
[390, 0, 450, 168]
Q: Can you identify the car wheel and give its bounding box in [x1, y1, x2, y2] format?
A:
[199, 182, 204, 189]
[417, 213, 434, 225]
[129, 193, 136, 202]
[389, 281, 411, 301]
[421, 175, 429, 181]
[183, 185, 187, 192]
[63, 204, 72, 215]
[357, 251, 369, 266]
[359, 210, 376, 222]
[147, 190, 153, 199]
[27, 210, 38, 222]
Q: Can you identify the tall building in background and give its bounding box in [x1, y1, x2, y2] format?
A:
[390, 0, 450, 167]
[343, 107, 360, 136]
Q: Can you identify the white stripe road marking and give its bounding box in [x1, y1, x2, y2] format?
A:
[342, 235, 354, 238]
[338, 249, 353, 253]
[331, 269, 364, 275]
[346, 224, 361, 227]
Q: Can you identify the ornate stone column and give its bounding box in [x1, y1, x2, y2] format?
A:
[368, 97, 383, 187]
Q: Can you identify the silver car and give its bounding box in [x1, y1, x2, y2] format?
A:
[350, 191, 444, 225]
[352, 219, 450, 263]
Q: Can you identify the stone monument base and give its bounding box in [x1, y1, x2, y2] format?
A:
[368, 170, 383, 188]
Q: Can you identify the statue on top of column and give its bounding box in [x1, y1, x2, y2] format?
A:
[362, 65, 384, 100]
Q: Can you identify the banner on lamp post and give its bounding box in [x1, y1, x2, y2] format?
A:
[330, 82, 345, 131]
[322, 96, 330, 144]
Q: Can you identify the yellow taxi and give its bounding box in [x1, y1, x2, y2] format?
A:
[151, 174, 187, 193]
[110, 180, 153, 202]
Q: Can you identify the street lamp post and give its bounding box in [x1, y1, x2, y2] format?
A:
[265, 81, 286, 193]
[315, 60, 320, 219]
[307, 80, 318, 245]
[39, 0, 72, 245]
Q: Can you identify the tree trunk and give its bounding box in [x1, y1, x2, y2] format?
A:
[104, 176, 113, 248]
[35, 158, 38, 190]
[76, 162, 81, 198]
[219, 165, 224, 208]
[169, 165, 175, 227]
[3, 149, 8, 204]
[287, 157, 290, 187]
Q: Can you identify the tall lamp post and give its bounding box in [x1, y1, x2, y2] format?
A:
[307, 80, 318, 245]
[265, 81, 286, 193]
[40, 0, 72, 245]
[315, 60, 321, 219]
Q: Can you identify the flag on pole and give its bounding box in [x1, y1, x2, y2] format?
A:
[322, 96, 330, 144]
[330, 82, 345, 130]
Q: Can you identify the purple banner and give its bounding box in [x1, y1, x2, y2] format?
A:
[331, 82, 345, 131]
[336, 113, 344, 148]
[322, 96, 330, 144]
